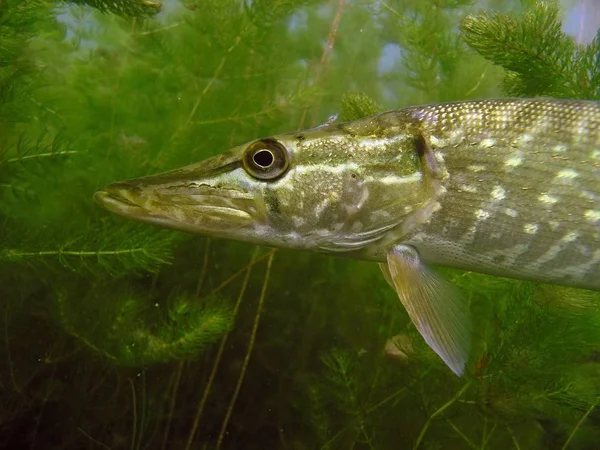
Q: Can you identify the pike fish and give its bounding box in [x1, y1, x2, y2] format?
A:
[94, 98, 600, 376]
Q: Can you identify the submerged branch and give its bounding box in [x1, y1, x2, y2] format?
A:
[3, 150, 79, 163]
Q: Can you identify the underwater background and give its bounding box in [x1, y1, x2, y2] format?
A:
[1, 0, 600, 448]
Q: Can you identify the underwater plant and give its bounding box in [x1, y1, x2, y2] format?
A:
[0, 0, 599, 449]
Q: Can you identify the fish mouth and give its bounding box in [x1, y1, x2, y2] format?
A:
[94, 188, 147, 218]
[93, 182, 259, 235]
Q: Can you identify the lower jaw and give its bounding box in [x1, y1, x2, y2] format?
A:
[93, 191, 146, 218]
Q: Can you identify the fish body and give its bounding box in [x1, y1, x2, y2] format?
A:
[383, 99, 600, 291]
[95, 98, 600, 375]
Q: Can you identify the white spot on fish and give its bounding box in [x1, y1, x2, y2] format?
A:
[491, 185, 505, 200]
[585, 210, 600, 222]
[434, 151, 446, 163]
[314, 198, 331, 217]
[505, 156, 523, 167]
[562, 231, 579, 242]
[575, 123, 588, 136]
[554, 144, 567, 152]
[467, 164, 486, 172]
[430, 136, 443, 147]
[368, 172, 422, 185]
[519, 134, 534, 144]
[556, 169, 578, 180]
[530, 232, 578, 270]
[292, 216, 306, 228]
[480, 138, 496, 148]
[353, 187, 370, 211]
[524, 223, 538, 234]
[467, 112, 483, 122]
[538, 193, 558, 204]
[504, 208, 518, 217]
[544, 248, 600, 284]
[459, 184, 477, 193]
[475, 209, 490, 220]
[449, 129, 463, 143]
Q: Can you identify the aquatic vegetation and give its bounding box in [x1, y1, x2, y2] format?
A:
[462, 2, 600, 99]
[0, 0, 599, 449]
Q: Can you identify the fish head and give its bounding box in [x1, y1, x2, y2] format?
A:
[94, 143, 267, 240]
[95, 116, 436, 254]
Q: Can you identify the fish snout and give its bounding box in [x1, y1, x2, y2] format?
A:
[94, 182, 146, 217]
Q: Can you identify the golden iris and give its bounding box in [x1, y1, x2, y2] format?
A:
[242, 139, 289, 180]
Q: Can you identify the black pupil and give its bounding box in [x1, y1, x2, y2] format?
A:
[253, 149, 274, 168]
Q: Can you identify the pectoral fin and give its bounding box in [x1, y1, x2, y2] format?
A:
[381, 245, 472, 376]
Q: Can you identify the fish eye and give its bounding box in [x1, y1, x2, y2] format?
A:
[243, 139, 289, 180]
[253, 149, 274, 168]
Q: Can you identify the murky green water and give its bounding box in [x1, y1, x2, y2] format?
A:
[1, 0, 599, 448]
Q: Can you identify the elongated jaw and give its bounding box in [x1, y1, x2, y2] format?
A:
[94, 187, 146, 219]
[94, 184, 196, 234]
[93, 176, 260, 238]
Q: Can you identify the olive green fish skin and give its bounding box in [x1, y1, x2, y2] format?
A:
[396, 99, 600, 290]
[95, 98, 600, 291]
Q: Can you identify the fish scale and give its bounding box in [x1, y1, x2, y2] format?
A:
[403, 99, 600, 290]
[95, 98, 600, 375]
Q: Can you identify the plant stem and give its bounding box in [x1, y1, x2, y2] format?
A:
[216, 251, 275, 449]
[414, 382, 471, 450]
[185, 247, 260, 450]
[161, 361, 184, 450]
[562, 396, 600, 450]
